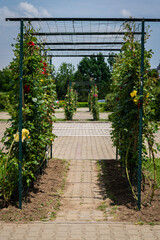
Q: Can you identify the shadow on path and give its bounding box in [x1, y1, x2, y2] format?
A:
[97, 159, 137, 209]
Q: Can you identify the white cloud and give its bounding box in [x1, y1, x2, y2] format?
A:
[0, 2, 51, 20]
[0, 6, 17, 20]
[120, 9, 132, 17]
[18, 2, 51, 17]
[19, 2, 39, 17]
[0, 2, 51, 26]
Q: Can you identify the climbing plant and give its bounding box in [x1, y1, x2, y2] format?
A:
[64, 85, 76, 120]
[0, 23, 56, 203]
[90, 84, 99, 120]
[88, 91, 92, 112]
[111, 22, 159, 203]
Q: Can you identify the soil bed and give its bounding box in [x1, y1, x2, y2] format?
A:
[0, 158, 68, 223]
[98, 159, 160, 224]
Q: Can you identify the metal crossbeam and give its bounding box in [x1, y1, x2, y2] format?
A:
[73, 82, 94, 85]
[46, 54, 117, 57]
[6, 17, 160, 22]
[44, 48, 121, 51]
[75, 89, 91, 91]
[39, 42, 124, 45]
[33, 32, 142, 36]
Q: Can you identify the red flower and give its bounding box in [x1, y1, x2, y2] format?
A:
[120, 86, 123, 89]
[43, 62, 47, 67]
[41, 71, 45, 75]
[24, 85, 30, 93]
[43, 68, 46, 72]
[40, 60, 43, 63]
[27, 41, 35, 46]
[94, 94, 98, 97]
[116, 97, 119, 101]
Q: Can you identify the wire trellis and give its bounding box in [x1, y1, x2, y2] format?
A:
[25, 19, 144, 58]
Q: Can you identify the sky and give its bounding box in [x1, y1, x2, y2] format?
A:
[0, 0, 160, 71]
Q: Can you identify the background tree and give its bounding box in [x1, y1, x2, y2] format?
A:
[107, 53, 116, 73]
[55, 62, 75, 100]
[76, 53, 111, 100]
[73, 69, 89, 102]
[0, 67, 11, 92]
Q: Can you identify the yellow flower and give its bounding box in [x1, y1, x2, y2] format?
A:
[13, 129, 30, 142]
[130, 90, 137, 98]
[50, 138, 53, 141]
[28, 136, 31, 139]
[22, 129, 29, 136]
[146, 93, 149, 98]
[14, 133, 19, 142]
[133, 99, 138, 103]
[41, 79, 43, 82]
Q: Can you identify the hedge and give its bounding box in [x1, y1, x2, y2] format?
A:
[0, 92, 10, 110]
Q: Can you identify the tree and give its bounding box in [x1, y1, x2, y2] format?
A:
[0, 67, 11, 92]
[107, 53, 116, 73]
[55, 62, 75, 100]
[76, 53, 111, 99]
[74, 69, 89, 102]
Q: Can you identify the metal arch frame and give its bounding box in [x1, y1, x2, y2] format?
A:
[5, 17, 160, 210]
[5, 17, 160, 22]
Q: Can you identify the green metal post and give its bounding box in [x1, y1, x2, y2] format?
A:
[138, 20, 145, 210]
[89, 89, 91, 112]
[116, 146, 118, 161]
[49, 57, 52, 159]
[75, 90, 77, 111]
[19, 20, 24, 209]
[93, 79, 95, 120]
[69, 81, 71, 120]
[49, 57, 52, 67]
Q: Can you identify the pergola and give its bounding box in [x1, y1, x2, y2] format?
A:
[5, 17, 160, 210]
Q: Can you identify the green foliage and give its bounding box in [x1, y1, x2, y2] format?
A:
[55, 63, 75, 100]
[143, 158, 160, 188]
[76, 54, 111, 100]
[64, 86, 76, 120]
[89, 85, 99, 120]
[107, 53, 116, 73]
[77, 102, 88, 108]
[73, 70, 87, 102]
[0, 67, 11, 92]
[0, 23, 56, 203]
[0, 92, 10, 110]
[105, 93, 115, 111]
[152, 85, 160, 121]
[110, 22, 159, 203]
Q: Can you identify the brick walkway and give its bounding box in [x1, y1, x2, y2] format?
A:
[0, 222, 160, 240]
[0, 110, 160, 239]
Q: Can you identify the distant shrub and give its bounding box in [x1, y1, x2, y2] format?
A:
[104, 93, 114, 111]
[0, 92, 10, 110]
[77, 102, 88, 108]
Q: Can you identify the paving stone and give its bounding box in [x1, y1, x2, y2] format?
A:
[128, 237, 142, 240]
[99, 236, 113, 240]
[126, 229, 140, 235]
[140, 233, 156, 239]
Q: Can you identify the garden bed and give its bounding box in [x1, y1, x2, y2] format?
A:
[98, 159, 160, 224]
[0, 158, 68, 223]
